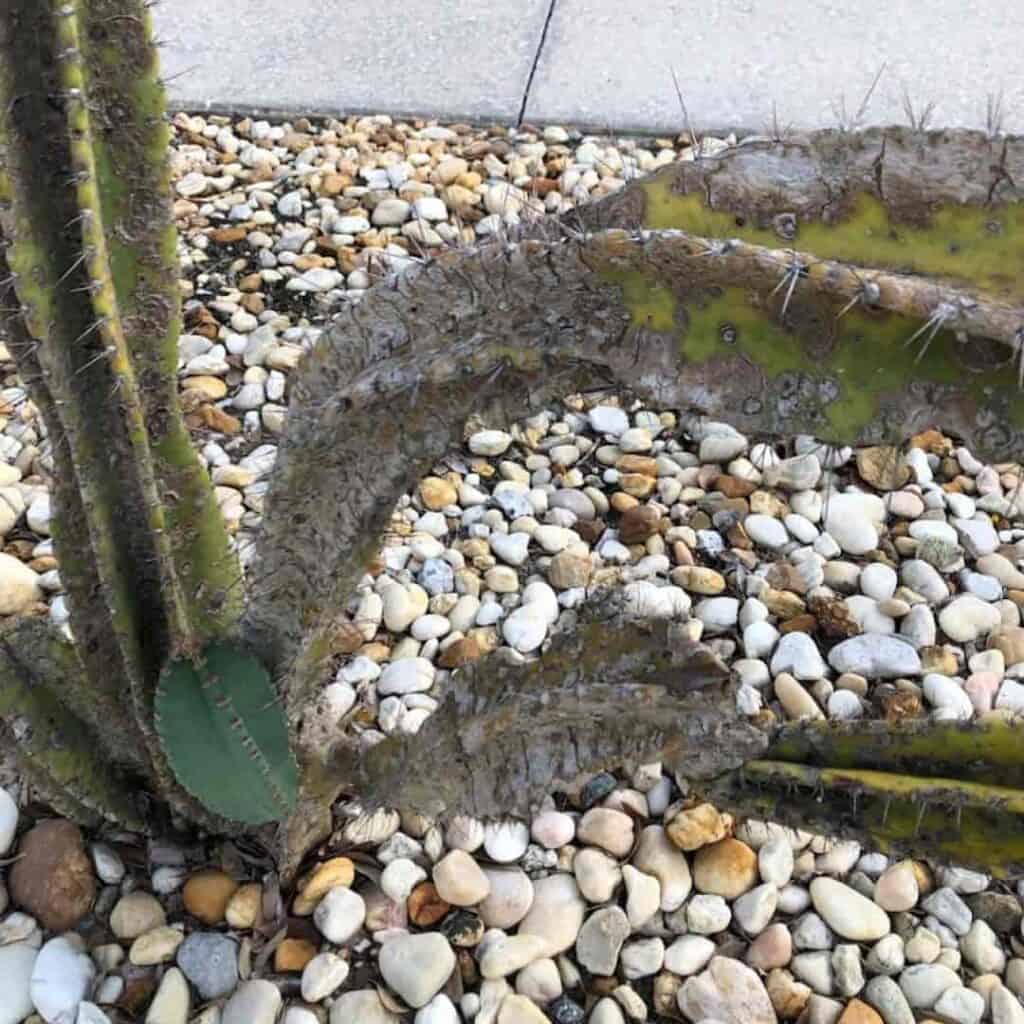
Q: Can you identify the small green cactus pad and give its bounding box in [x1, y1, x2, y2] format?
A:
[155, 642, 298, 824]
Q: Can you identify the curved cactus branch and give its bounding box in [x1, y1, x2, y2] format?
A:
[251, 127, 1024, 875]
[248, 209, 1024, 700]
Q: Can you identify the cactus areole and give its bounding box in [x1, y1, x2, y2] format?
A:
[3, 0, 1024, 877]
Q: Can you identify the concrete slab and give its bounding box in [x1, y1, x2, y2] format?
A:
[153, 0, 552, 123]
[524, 0, 1024, 134]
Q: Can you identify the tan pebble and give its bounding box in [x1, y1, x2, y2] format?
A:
[181, 376, 228, 401]
[225, 882, 263, 929]
[619, 473, 656, 497]
[274, 938, 318, 972]
[129, 926, 185, 966]
[766, 967, 811, 1020]
[773, 673, 825, 721]
[419, 476, 458, 510]
[577, 808, 634, 858]
[671, 566, 726, 595]
[693, 838, 759, 899]
[666, 803, 729, 852]
[183, 869, 238, 925]
[110, 891, 166, 939]
[293, 857, 355, 915]
[433, 849, 491, 906]
[610, 492, 639, 513]
[874, 860, 919, 912]
[838, 998, 884, 1024]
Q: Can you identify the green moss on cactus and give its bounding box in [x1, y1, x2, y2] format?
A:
[155, 642, 298, 824]
[639, 180, 1024, 301]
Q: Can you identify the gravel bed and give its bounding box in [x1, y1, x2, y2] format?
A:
[0, 111, 1022, 1024]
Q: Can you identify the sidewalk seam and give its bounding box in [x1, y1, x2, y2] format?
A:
[517, 0, 558, 124]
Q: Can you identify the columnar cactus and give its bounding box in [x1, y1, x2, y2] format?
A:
[0, 0, 294, 828]
[2, 2, 1024, 879]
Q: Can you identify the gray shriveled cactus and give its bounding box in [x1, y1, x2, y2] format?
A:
[4, 0, 1024, 880]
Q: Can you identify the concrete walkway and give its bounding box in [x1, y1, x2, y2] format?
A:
[155, 0, 1024, 134]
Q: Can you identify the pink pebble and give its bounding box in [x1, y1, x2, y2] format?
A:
[965, 671, 1001, 713]
[530, 810, 575, 849]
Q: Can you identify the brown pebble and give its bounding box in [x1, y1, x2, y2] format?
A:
[779, 614, 819, 635]
[438, 635, 489, 669]
[408, 881, 451, 927]
[183, 869, 238, 925]
[618, 505, 662, 544]
[210, 226, 247, 244]
[715, 474, 757, 498]
[616, 455, 658, 476]
[274, 937, 318, 972]
[880, 690, 924, 721]
[10, 820, 96, 931]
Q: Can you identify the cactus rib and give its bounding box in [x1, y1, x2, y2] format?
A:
[0, 0, 242, 830]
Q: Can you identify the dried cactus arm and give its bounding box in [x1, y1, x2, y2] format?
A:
[250, 211, 1024, 700]
[349, 602, 769, 819]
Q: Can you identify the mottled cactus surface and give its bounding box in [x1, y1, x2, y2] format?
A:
[3, 3, 1024, 877]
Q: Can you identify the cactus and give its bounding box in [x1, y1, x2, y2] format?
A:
[3, 1, 1024, 878]
[0, 0, 287, 829]
[244, 125, 1024, 874]
[155, 642, 298, 825]
[0, 618, 145, 830]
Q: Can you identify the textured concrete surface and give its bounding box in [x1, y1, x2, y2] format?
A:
[156, 0, 1024, 133]
[524, 0, 1024, 134]
[153, 0, 552, 122]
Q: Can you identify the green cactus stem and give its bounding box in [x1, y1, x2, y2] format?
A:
[155, 641, 298, 825]
[710, 758, 1024, 876]
[0, 0, 242, 827]
[0, 618, 145, 829]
